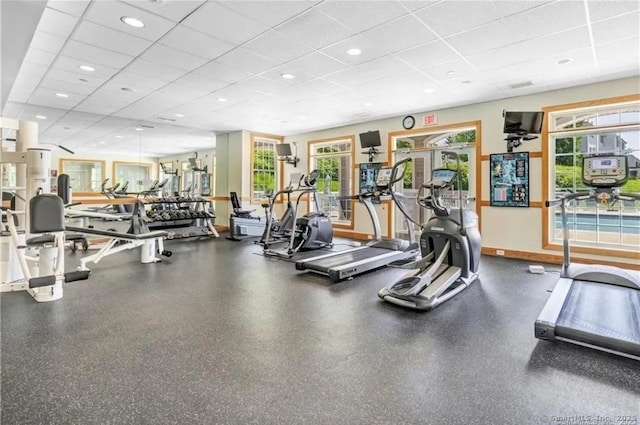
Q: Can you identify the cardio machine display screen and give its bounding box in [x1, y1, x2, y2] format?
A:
[432, 169, 456, 183]
[591, 159, 613, 169]
[376, 168, 393, 184]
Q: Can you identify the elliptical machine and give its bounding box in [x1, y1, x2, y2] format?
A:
[379, 151, 481, 310]
[260, 170, 333, 257]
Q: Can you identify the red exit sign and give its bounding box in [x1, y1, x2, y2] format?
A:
[423, 114, 437, 126]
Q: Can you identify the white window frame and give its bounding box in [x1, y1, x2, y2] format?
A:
[545, 98, 640, 254]
[308, 136, 354, 227]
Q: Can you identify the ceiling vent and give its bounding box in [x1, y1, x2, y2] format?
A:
[509, 80, 533, 89]
[139, 124, 155, 128]
[157, 117, 176, 122]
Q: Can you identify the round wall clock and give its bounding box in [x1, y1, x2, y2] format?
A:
[402, 115, 415, 130]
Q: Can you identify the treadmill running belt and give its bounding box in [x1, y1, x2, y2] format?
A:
[301, 247, 393, 271]
[556, 280, 640, 357]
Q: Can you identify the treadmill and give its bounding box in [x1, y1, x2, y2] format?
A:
[535, 154, 640, 361]
[295, 158, 419, 282]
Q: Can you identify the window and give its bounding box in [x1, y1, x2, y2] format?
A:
[391, 123, 479, 240]
[545, 98, 640, 253]
[59, 158, 105, 194]
[112, 162, 152, 194]
[250, 133, 282, 203]
[308, 136, 354, 226]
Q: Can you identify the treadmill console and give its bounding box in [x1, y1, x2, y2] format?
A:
[582, 155, 628, 188]
[376, 167, 393, 188]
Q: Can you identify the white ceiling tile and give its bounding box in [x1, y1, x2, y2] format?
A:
[587, 0, 640, 22]
[591, 12, 640, 45]
[318, 0, 408, 33]
[195, 61, 253, 84]
[107, 70, 170, 92]
[320, 34, 389, 66]
[238, 76, 287, 95]
[275, 9, 355, 50]
[286, 52, 349, 78]
[324, 55, 415, 87]
[37, 6, 80, 38]
[414, 1, 501, 37]
[243, 30, 313, 63]
[44, 68, 107, 89]
[173, 73, 228, 93]
[259, 66, 317, 86]
[493, 1, 553, 18]
[422, 59, 476, 81]
[29, 30, 66, 53]
[215, 48, 278, 75]
[40, 77, 97, 96]
[182, 2, 269, 44]
[139, 44, 209, 72]
[71, 20, 153, 57]
[121, 0, 206, 23]
[74, 96, 131, 115]
[219, 0, 313, 27]
[467, 26, 591, 71]
[360, 15, 438, 53]
[293, 78, 345, 96]
[83, 1, 176, 42]
[61, 40, 134, 69]
[28, 87, 85, 109]
[46, 0, 91, 18]
[395, 40, 461, 70]
[399, 1, 440, 12]
[52, 55, 121, 80]
[2, 102, 24, 118]
[124, 59, 187, 81]
[595, 37, 640, 73]
[159, 26, 234, 60]
[446, 3, 580, 55]
[23, 48, 57, 68]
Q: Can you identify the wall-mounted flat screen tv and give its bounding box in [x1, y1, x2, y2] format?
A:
[276, 143, 292, 156]
[503, 111, 544, 134]
[359, 130, 381, 148]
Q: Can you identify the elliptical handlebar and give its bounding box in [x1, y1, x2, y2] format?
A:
[389, 157, 412, 186]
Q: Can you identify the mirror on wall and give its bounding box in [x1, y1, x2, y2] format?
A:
[59, 158, 105, 194]
[112, 162, 152, 194]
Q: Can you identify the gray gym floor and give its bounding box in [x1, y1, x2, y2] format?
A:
[1, 236, 639, 425]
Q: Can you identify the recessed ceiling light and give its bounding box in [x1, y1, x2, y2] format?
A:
[120, 16, 145, 28]
[346, 48, 362, 56]
[135, 127, 144, 131]
[281, 73, 295, 79]
[364, 102, 372, 106]
[35, 115, 47, 120]
[78, 65, 95, 72]
[556, 58, 573, 65]
[217, 97, 227, 102]
[423, 88, 435, 94]
[175, 113, 184, 117]
[299, 116, 307, 120]
[90, 144, 97, 147]
[99, 141, 105, 144]
[446, 71, 455, 76]
[115, 135, 122, 138]
[56, 93, 69, 98]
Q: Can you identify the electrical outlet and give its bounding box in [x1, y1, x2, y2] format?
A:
[496, 250, 505, 256]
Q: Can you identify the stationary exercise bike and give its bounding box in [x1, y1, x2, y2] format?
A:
[379, 151, 481, 310]
[259, 170, 333, 257]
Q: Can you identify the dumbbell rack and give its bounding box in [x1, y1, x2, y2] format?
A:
[144, 197, 219, 240]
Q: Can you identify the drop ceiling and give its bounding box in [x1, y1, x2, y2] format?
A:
[2, 0, 639, 157]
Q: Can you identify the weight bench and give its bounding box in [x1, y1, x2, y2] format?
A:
[65, 225, 171, 271]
